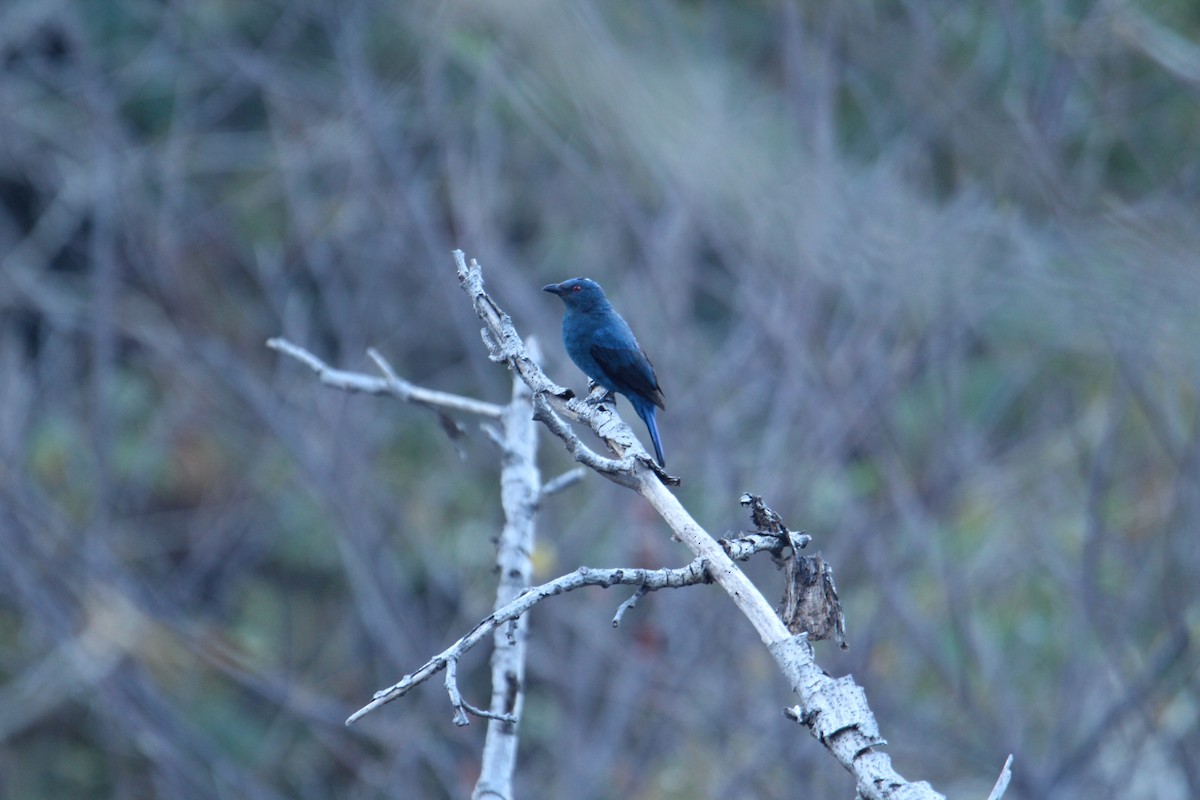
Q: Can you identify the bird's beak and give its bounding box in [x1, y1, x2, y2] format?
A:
[542, 283, 563, 295]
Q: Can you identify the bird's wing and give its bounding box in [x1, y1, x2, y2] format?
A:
[590, 344, 665, 409]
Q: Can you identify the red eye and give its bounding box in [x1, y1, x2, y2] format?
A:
[572, 285, 582, 292]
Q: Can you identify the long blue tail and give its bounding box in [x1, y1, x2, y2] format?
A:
[631, 399, 665, 467]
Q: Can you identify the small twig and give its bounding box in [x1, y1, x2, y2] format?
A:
[446, 658, 469, 726]
[720, 531, 809, 561]
[541, 468, 587, 498]
[480, 423, 506, 449]
[986, 754, 1014, 800]
[612, 585, 651, 627]
[609, 559, 710, 626]
[445, 657, 515, 727]
[347, 561, 711, 725]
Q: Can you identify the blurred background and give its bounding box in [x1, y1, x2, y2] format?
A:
[2, 1, 1199, 798]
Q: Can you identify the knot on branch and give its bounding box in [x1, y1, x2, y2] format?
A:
[735, 494, 846, 648]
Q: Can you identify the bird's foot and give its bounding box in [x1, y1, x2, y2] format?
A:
[647, 458, 681, 487]
[584, 381, 616, 405]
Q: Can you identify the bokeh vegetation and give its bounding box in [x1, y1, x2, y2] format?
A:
[2, 1, 1198, 798]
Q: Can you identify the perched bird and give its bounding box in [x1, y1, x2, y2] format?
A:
[543, 278, 666, 466]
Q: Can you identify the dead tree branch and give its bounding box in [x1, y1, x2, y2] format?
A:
[267, 337, 504, 420]
[472, 338, 543, 800]
[346, 561, 713, 724]
[268, 334, 538, 800]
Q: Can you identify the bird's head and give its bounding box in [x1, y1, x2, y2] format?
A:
[542, 277, 609, 311]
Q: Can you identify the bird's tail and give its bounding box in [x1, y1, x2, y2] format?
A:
[632, 400, 665, 467]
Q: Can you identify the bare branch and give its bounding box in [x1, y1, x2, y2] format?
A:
[540, 467, 587, 498]
[720, 531, 805, 561]
[270, 327, 536, 798]
[612, 585, 651, 627]
[346, 562, 711, 725]
[267, 336, 504, 419]
[473, 338, 543, 798]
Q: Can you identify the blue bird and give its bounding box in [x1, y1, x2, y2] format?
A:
[543, 278, 666, 467]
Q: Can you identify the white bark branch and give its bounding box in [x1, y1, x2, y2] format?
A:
[267, 336, 504, 419]
[346, 562, 713, 725]
[472, 339, 543, 800]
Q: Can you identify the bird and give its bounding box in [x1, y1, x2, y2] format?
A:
[543, 277, 666, 467]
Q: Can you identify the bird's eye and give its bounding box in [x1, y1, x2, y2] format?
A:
[572, 285, 582, 292]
